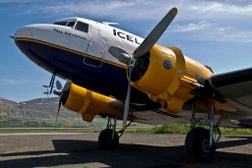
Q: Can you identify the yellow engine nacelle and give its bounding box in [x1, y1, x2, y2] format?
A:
[131, 45, 212, 114]
[62, 83, 124, 122]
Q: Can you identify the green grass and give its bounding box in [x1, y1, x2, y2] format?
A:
[218, 127, 252, 135]
[0, 117, 107, 128]
[0, 124, 252, 135]
[127, 124, 252, 136]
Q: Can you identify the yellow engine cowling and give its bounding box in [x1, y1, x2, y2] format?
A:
[62, 83, 124, 122]
[131, 45, 213, 114]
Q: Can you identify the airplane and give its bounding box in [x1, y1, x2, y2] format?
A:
[13, 7, 252, 162]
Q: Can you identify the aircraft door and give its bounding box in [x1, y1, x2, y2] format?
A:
[83, 25, 104, 68]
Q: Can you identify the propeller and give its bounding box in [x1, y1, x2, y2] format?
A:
[53, 80, 71, 127]
[55, 80, 62, 91]
[122, 65, 133, 129]
[134, 7, 177, 58]
[108, 7, 178, 130]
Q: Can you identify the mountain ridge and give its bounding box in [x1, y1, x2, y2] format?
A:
[0, 97, 79, 119]
[0, 97, 101, 127]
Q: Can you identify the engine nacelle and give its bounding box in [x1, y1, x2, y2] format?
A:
[62, 83, 124, 122]
[131, 45, 213, 114]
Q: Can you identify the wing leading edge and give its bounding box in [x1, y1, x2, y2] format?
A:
[208, 67, 252, 115]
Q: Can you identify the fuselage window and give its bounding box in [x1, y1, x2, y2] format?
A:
[75, 21, 89, 33]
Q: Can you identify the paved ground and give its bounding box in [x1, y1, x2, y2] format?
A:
[0, 132, 252, 167]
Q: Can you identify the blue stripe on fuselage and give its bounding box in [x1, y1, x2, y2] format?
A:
[15, 38, 148, 103]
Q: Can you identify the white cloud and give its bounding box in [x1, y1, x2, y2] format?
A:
[189, 2, 252, 15]
[17, 0, 252, 21]
[170, 1, 252, 43]
[19, 1, 252, 22]
[16, 0, 252, 43]
[171, 22, 210, 32]
[0, 79, 18, 85]
[36, 0, 173, 20]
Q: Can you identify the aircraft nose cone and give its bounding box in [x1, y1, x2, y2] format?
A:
[14, 25, 36, 40]
[14, 23, 54, 42]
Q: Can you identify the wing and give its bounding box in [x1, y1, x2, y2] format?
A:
[130, 67, 252, 127]
[208, 67, 252, 127]
[208, 67, 252, 114]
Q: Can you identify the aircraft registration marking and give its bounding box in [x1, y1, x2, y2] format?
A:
[113, 29, 141, 44]
[53, 28, 87, 40]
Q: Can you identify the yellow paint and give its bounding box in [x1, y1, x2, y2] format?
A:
[63, 83, 125, 122]
[131, 44, 233, 114]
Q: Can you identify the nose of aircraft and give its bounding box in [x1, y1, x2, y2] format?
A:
[14, 23, 53, 41]
[13, 23, 57, 76]
[13, 23, 56, 59]
[13, 25, 41, 60]
[14, 24, 39, 39]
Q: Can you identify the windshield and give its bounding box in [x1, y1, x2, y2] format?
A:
[54, 19, 89, 33]
[54, 19, 76, 28]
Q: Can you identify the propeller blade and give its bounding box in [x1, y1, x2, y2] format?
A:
[122, 65, 133, 129]
[134, 7, 177, 58]
[109, 7, 178, 130]
[52, 81, 72, 128]
[108, 46, 132, 65]
[55, 98, 61, 127]
[55, 80, 63, 90]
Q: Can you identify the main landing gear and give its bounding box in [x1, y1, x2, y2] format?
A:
[98, 117, 121, 150]
[185, 98, 222, 162]
[98, 117, 132, 150]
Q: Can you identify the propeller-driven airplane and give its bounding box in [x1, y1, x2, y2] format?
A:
[13, 7, 252, 161]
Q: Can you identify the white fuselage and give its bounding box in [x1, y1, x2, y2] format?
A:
[14, 17, 143, 69]
[14, 17, 148, 103]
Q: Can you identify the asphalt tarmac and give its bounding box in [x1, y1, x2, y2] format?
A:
[0, 132, 252, 167]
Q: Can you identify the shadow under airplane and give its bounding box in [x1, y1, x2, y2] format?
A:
[0, 137, 251, 168]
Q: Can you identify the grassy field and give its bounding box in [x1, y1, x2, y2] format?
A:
[1, 124, 252, 135]
[145, 124, 252, 135]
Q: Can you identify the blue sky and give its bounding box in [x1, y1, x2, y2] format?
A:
[1, 0, 252, 102]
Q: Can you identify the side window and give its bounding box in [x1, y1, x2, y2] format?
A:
[75, 21, 89, 33]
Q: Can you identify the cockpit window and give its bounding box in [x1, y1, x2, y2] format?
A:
[54, 20, 76, 27]
[67, 21, 75, 27]
[75, 21, 89, 33]
[54, 19, 89, 33]
[54, 21, 67, 26]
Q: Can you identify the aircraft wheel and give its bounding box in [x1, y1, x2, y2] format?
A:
[98, 129, 119, 150]
[185, 127, 216, 162]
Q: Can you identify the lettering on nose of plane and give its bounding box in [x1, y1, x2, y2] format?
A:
[113, 29, 141, 44]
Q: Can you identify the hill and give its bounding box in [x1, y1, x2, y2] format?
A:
[0, 97, 106, 128]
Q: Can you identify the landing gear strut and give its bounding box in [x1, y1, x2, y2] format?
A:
[185, 98, 221, 162]
[98, 117, 119, 150]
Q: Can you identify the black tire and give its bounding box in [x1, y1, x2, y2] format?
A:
[98, 129, 119, 150]
[185, 127, 216, 162]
